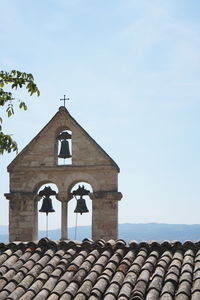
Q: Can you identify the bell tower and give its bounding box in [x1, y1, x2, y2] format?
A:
[5, 105, 122, 242]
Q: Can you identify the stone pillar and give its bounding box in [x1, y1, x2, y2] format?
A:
[5, 192, 38, 242]
[57, 192, 73, 240]
[90, 191, 122, 241]
[61, 201, 68, 240]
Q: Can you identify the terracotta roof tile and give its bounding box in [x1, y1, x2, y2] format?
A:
[1, 238, 200, 299]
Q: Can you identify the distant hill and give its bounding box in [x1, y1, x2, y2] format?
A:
[1, 223, 200, 242]
[118, 223, 200, 242]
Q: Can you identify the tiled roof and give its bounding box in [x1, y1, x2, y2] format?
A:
[0, 238, 200, 299]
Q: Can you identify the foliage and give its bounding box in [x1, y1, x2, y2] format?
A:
[0, 70, 40, 154]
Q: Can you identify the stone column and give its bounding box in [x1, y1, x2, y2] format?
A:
[5, 192, 38, 242]
[90, 191, 122, 241]
[57, 192, 73, 240]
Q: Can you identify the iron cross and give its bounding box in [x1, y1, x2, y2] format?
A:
[60, 95, 69, 107]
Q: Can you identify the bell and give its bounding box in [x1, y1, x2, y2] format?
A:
[58, 139, 71, 159]
[74, 197, 89, 215]
[39, 196, 55, 215]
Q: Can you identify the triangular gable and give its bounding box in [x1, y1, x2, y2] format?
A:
[8, 107, 119, 171]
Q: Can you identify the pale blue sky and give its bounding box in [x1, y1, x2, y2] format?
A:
[1, 0, 200, 231]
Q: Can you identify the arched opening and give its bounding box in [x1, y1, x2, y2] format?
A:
[37, 183, 61, 239]
[57, 129, 72, 165]
[68, 182, 93, 240]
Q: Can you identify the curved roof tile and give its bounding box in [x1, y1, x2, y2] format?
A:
[1, 239, 200, 299]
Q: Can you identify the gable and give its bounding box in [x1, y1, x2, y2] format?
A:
[8, 107, 119, 171]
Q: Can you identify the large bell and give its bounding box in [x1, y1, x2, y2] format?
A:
[74, 197, 89, 215]
[58, 139, 71, 159]
[39, 196, 55, 215]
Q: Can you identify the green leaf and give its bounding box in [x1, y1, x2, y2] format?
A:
[0, 69, 40, 154]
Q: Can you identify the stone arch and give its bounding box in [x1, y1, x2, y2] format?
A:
[5, 106, 122, 241]
[33, 179, 59, 194]
[63, 172, 98, 193]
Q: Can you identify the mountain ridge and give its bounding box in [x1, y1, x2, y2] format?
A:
[1, 223, 200, 243]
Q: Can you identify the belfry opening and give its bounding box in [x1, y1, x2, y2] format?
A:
[68, 182, 92, 240]
[37, 183, 61, 239]
[57, 129, 72, 165]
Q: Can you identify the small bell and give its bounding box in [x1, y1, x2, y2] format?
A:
[74, 196, 89, 215]
[38, 186, 56, 237]
[58, 139, 71, 159]
[39, 196, 55, 215]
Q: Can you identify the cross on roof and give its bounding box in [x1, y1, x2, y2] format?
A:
[60, 95, 69, 107]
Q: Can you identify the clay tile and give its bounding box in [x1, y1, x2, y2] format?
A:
[17, 243, 28, 252]
[179, 271, 193, 284]
[59, 240, 71, 250]
[131, 290, 144, 300]
[161, 281, 176, 297]
[27, 241, 37, 249]
[105, 240, 117, 250]
[137, 248, 149, 259]
[172, 241, 183, 250]
[97, 239, 106, 244]
[162, 250, 173, 259]
[0, 243, 6, 252]
[139, 242, 150, 250]
[94, 239, 106, 249]
[81, 239, 93, 249]
[150, 240, 160, 246]
[182, 241, 195, 251]
[38, 237, 51, 248]
[160, 241, 172, 251]
[194, 240, 200, 246]
[195, 250, 200, 259]
[116, 239, 127, 248]
[49, 240, 59, 250]
[185, 249, 195, 257]
[74, 293, 87, 300]
[118, 282, 134, 299]
[128, 240, 139, 248]
[82, 238, 93, 243]
[150, 241, 162, 253]
[146, 288, 161, 300]
[33, 247, 44, 257]
[6, 241, 25, 251]
[68, 240, 82, 248]
[6, 242, 19, 251]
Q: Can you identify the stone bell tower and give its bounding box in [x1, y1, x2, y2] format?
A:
[5, 105, 122, 242]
